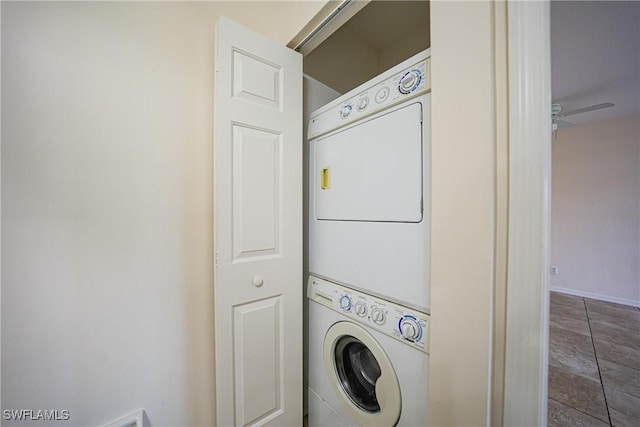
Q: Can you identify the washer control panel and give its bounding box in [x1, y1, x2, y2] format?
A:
[308, 51, 431, 140]
[308, 276, 430, 353]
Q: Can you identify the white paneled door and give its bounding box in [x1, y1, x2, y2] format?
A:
[214, 17, 303, 427]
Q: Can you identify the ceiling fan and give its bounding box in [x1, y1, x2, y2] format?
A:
[551, 102, 615, 130]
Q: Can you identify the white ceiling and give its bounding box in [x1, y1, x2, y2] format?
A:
[551, 1, 640, 125]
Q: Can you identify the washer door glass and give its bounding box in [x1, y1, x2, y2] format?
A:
[334, 335, 382, 412]
[323, 321, 402, 426]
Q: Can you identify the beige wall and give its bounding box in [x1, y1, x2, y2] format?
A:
[303, 25, 432, 95]
[303, 5, 430, 95]
[303, 26, 379, 94]
[0, 2, 325, 425]
[2, 1, 524, 424]
[378, 19, 431, 71]
[428, 1, 505, 424]
[551, 114, 640, 305]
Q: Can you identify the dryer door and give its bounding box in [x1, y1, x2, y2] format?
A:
[313, 102, 423, 223]
[323, 321, 401, 426]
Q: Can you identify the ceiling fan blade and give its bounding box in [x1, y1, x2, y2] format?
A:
[555, 119, 574, 129]
[559, 102, 614, 117]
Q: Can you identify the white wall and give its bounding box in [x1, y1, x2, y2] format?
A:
[301, 75, 340, 416]
[0, 2, 326, 426]
[551, 114, 640, 306]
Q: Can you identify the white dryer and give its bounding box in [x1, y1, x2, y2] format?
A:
[308, 49, 431, 312]
[307, 276, 430, 427]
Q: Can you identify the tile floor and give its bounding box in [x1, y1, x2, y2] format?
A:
[548, 292, 640, 427]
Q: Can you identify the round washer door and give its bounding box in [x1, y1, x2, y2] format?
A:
[323, 321, 401, 426]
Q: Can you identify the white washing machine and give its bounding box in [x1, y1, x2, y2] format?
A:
[308, 49, 432, 312]
[307, 276, 429, 427]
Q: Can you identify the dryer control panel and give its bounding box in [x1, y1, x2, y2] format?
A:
[308, 50, 431, 140]
[308, 276, 430, 354]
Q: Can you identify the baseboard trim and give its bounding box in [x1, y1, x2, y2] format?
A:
[550, 286, 640, 308]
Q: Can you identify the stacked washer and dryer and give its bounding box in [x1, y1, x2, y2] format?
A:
[307, 49, 432, 427]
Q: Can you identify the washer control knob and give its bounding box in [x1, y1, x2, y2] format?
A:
[339, 295, 352, 311]
[400, 317, 422, 341]
[398, 70, 422, 94]
[371, 307, 386, 325]
[354, 301, 367, 317]
[339, 104, 353, 119]
[357, 96, 369, 111]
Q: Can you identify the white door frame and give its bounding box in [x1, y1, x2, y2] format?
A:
[504, 0, 551, 425]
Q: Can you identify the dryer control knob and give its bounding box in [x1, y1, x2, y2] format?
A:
[400, 317, 422, 341]
[371, 308, 386, 325]
[339, 295, 352, 311]
[354, 301, 367, 317]
[339, 104, 353, 119]
[356, 96, 369, 111]
[375, 87, 390, 103]
[398, 70, 422, 94]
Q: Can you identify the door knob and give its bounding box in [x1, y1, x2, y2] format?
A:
[253, 276, 264, 287]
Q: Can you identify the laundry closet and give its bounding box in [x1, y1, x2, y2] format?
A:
[300, 2, 432, 425]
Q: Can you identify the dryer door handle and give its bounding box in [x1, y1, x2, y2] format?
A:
[321, 167, 331, 189]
